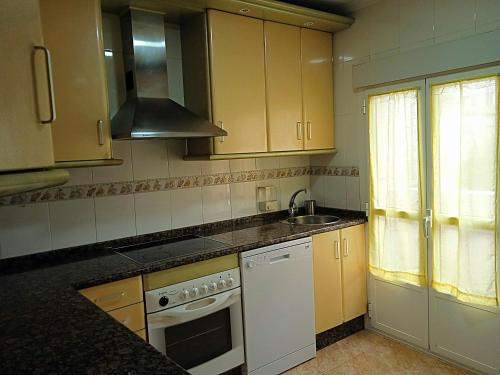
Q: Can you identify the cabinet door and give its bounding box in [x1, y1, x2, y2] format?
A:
[340, 225, 367, 322]
[40, 0, 112, 162]
[301, 28, 334, 150]
[0, 0, 54, 172]
[312, 230, 343, 333]
[208, 10, 267, 154]
[264, 21, 303, 151]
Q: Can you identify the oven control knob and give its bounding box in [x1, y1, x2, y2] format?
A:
[209, 282, 217, 292]
[190, 287, 199, 298]
[200, 284, 209, 295]
[217, 279, 226, 289]
[180, 290, 190, 300]
[226, 277, 235, 287]
[159, 296, 169, 307]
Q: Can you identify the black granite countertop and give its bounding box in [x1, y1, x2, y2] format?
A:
[0, 208, 366, 374]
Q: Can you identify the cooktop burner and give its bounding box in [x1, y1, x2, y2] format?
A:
[113, 235, 231, 266]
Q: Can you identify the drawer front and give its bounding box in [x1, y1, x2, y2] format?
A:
[135, 329, 147, 341]
[108, 302, 145, 332]
[80, 276, 143, 312]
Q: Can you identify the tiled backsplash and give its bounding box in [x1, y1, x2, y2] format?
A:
[0, 139, 360, 259]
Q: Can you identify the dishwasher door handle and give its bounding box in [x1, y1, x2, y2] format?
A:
[269, 254, 291, 264]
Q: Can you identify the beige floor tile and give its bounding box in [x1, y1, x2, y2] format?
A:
[282, 330, 474, 375]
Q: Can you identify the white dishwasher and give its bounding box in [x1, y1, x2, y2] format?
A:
[240, 237, 316, 375]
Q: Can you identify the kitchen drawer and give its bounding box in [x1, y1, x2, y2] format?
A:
[108, 302, 145, 332]
[80, 276, 143, 312]
[135, 329, 147, 341]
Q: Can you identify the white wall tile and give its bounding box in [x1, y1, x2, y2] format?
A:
[202, 184, 231, 223]
[310, 153, 335, 167]
[131, 140, 169, 180]
[310, 175, 326, 207]
[229, 158, 256, 172]
[93, 140, 133, 183]
[476, 0, 500, 33]
[94, 195, 136, 241]
[325, 176, 347, 209]
[230, 182, 257, 218]
[167, 139, 201, 177]
[278, 155, 310, 168]
[134, 191, 171, 235]
[201, 160, 230, 175]
[255, 157, 280, 170]
[346, 177, 361, 210]
[64, 168, 93, 186]
[279, 175, 310, 210]
[399, 0, 435, 50]
[171, 188, 203, 229]
[333, 8, 370, 63]
[434, 0, 476, 43]
[49, 199, 96, 249]
[334, 61, 355, 116]
[368, 0, 400, 56]
[331, 113, 354, 166]
[0, 203, 51, 258]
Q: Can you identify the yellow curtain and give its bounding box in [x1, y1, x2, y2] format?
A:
[368, 89, 426, 286]
[431, 76, 499, 306]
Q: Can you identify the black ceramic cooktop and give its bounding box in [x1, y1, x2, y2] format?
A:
[112, 235, 231, 265]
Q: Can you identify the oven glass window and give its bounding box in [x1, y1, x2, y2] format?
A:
[164, 307, 232, 369]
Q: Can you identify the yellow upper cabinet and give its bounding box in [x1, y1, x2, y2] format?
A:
[40, 0, 112, 162]
[0, 0, 54, 172]
[208, 10, 267, 154]
[264, 22, 303, 152]
[301, 28, 334, 150]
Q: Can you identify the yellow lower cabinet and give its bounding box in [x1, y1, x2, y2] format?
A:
[312, 224, 367, 334]
[108, 302, 146, 332]
[340, 225, 367, 322]
[313, 230, 343, 334]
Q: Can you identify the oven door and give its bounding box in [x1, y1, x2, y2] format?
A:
[147, 287, 244, 375]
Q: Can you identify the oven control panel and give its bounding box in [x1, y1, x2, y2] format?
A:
[145, 267, 241, 313]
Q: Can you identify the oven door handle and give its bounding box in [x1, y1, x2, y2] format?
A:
[148, 288, 241, 327]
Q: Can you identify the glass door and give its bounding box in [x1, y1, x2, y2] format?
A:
[366, 80, 429, 349]
[427, 68, 500, 374]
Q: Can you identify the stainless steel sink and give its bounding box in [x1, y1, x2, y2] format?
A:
[282, 215, 341, 225]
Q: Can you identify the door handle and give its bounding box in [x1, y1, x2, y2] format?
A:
[334, 240, 340, 259]
[296, 122, 302, 140]
[307, 121, 312, 140]
[344, 238, 349, 257]
[34, 46, 57, 124]
[97, 120, 105, 145]
[219, 121, 225, 143]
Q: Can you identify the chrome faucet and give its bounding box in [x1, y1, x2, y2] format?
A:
[288, 188, 307, 217]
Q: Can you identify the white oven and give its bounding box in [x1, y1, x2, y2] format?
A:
[145, 267, 244, 375]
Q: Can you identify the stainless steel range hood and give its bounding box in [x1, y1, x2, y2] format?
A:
[111, 9, 226, 139]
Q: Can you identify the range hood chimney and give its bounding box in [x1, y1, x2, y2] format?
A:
[111, 9, 226, 139]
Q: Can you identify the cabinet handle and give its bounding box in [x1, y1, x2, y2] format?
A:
[307, 121, 312, 140]
[93, 291, 125, 304]
[34, 46, 57, 124]
[296, 122, 302, 140]
[344, 238, 349, 257]
[334, 240, 340, 259]
[97, 120, 105, 145]
[219, 121, 225, 143]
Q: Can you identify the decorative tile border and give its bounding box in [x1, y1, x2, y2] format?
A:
[0, 166, 358, 206]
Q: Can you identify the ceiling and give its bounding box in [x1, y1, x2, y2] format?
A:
[279, 0, 379, 16]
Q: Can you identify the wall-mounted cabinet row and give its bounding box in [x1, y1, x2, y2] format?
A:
[185, 10, 335, 158]
[1, 0, 113, 173]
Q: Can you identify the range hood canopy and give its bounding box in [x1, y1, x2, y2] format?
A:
[111, 8, 226, 139]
